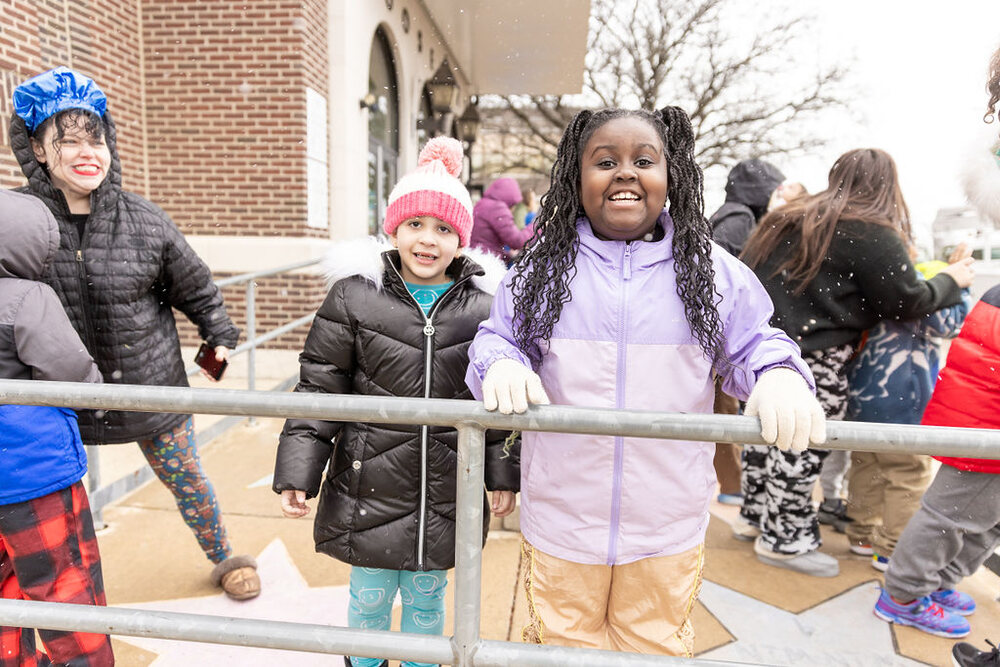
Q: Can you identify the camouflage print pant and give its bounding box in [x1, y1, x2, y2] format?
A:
[740, 345, 853, 555]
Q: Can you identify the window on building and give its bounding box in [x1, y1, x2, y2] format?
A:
[305, 87, 329, 230]
[367, 28, 399, 236]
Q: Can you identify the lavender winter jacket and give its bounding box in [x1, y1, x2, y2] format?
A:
[469, 178, 533, 261]
[466, 212, 813, 565]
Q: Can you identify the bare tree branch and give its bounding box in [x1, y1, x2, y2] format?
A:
[477, 0, 851, 183]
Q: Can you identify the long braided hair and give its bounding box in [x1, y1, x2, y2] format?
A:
[986, 45, 1000, 124]
[510, 107, 724, 366]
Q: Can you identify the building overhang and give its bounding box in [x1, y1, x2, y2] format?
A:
[419, 0, 590, 96]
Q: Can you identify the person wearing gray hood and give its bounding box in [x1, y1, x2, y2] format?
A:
[0, 189, 113, 666]
[708, 158, 785, 508]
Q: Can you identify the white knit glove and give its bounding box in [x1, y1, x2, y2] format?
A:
[481, 359, 550, 414]
[744, 367, 826, 453]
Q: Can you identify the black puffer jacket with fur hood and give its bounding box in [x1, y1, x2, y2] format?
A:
[273, 237, 518, 571]
[8, 111, 240, 444]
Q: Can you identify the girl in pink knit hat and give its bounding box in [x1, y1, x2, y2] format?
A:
[273, 137, 517, 667]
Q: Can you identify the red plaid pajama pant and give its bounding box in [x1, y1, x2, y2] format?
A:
[0, 482, 113, 666]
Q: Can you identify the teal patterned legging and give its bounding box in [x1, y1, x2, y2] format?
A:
[137, 417, 232, 564]
[346, 566, 448, 667]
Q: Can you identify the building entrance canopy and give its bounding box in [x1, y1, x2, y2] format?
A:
[421, 0, 589, 95]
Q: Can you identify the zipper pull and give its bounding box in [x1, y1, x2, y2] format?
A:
[76, 250, 84, 262]
[623, 243, 632, 280]
[423, 319, 435, 336]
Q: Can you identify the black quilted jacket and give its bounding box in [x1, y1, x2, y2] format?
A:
[273, 241, 518, 571]
[8, 112, 240, 444]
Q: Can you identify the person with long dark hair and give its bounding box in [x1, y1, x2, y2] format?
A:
[466, 106, 824, 655]
[739, 148, 974, 577]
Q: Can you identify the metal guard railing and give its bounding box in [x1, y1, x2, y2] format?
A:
[2, 379, 999, 666]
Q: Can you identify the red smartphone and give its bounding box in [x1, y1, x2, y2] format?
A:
[195, 342, 228, 380]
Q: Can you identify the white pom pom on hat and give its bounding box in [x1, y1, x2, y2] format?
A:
[383, 136, 474, 246]
[418, 136, 464, 175]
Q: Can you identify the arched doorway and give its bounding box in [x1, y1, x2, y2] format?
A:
[367, 27, 400, 235]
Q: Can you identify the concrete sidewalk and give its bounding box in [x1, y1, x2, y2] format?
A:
[92, 408, 999, 666]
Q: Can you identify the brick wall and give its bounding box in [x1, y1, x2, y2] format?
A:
[1, 1, 331, 350]
[142, 0, 328, 237]
[0, 0, 146, 193]
[175, 271, 328, 351]
[2, 1, 329, 235]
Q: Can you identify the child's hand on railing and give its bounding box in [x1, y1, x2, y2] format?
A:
[280, 489, 311, 518]
[490, 490, 516, 517]
[744, 367, 826, 453]
[481, 359, 549, 414]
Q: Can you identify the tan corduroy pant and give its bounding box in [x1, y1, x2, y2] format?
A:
[520, 540, 704, 657]
[845, 450, 933, 557]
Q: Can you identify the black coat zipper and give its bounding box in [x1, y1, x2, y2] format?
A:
[65, 196, 105, 442]
[387, 260, 476, 569]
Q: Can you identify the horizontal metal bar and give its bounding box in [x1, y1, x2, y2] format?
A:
[474, 639, 760, 666]
[0, 600, 760, 666]
[2, 380, 999, 457]
[213, 258, 321, 288]
[0, 599, 452, 663]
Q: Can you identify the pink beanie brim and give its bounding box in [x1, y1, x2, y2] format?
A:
[383, 137, 474, 246]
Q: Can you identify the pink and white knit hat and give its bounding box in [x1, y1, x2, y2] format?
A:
[383, 136, 474, 246]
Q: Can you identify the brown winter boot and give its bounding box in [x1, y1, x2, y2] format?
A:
[210, 554, 261, 601]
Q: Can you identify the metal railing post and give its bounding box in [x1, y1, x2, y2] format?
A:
[452, 422, 486, 667]
[84, 445, 104, 530]
[246, 280, 257, 425]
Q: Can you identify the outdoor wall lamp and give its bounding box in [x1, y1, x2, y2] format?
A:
[358, 92, 378, 112]
[456, 98, 481, 186]
[426, 59, 459, 115]
[455, 98, 481, 145]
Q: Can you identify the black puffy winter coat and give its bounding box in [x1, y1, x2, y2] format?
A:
[8, 111, 240, 444]
[273, 239, 518, 571]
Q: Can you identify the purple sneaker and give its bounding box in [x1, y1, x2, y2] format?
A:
[873, 589, 970, 638]
[931, 588, 977, 616]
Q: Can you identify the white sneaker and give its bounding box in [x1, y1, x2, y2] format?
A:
[731, 515, 761, 541]
[754, 537, 840, 577]
[850, 543, 874, 556]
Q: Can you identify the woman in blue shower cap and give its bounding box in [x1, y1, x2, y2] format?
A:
[8, 67, 260, 601]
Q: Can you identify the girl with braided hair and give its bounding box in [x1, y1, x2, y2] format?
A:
[466, 107, 824, 656]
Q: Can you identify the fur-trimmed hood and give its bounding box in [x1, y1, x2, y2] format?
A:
[960, 124, 1000, 225]
[320, 235, 507, 295]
